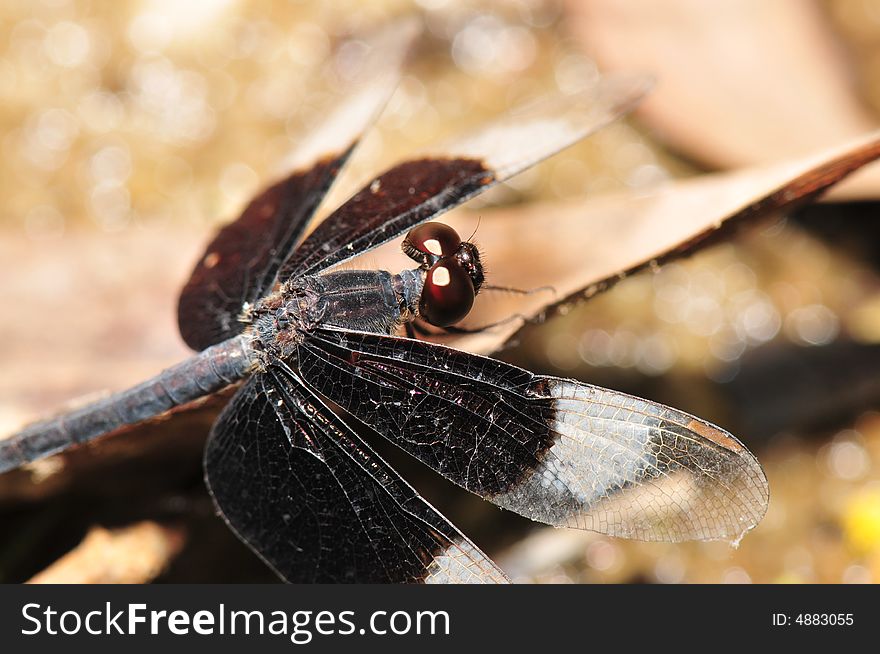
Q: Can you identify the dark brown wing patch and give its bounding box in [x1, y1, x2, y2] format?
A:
[178, 157, 346, 351]
[281, 157, 494, 278]
[281, 73, 652, 278]
[175, 19, 418, 351]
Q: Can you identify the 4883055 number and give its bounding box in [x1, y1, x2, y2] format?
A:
[795, 614, 853, 626]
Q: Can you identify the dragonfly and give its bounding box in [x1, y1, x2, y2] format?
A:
[0, 22, 768, 583]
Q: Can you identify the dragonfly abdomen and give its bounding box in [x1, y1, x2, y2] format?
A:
[0, 334, 256, 473]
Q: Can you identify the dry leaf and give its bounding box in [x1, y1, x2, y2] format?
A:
[27, 522, 184, 584]
[424, 131, 880, 355]
[564, 0, 880, 199]
[0, 228, 197, 429]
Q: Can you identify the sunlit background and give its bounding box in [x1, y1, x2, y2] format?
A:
[1, 0, 880, 583]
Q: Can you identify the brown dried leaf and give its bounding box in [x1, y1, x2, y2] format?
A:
[564, 0, 880, 199]
[0, 390, 231, 503]
[426, 131, 880, 355]
[0, 228, 209, 500]
[0, 227, 196, 427]
[27, 521, 184, 584]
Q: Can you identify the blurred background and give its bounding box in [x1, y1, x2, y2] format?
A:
[1, 0, 880, 583]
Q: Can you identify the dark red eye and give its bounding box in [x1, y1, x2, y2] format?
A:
[402, 222, 462, 264]
[418, 259, 475, 327]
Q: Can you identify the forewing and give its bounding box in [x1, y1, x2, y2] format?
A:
[297, 328, 769, 542]
[204, 368, 508, 583]
[281, 73, 651, 278]
[177, 20, 416, 351]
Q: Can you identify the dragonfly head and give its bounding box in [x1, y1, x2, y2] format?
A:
[402, 222, 485, 327]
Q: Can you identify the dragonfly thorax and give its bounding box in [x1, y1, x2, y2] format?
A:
[246, 223, 486, 366]
[248, 267, 426, 364]
[248, 287, 313, 364]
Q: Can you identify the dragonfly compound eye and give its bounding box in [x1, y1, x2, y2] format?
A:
[418, 258, 475, 327]
[402, 222, 463, 265]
